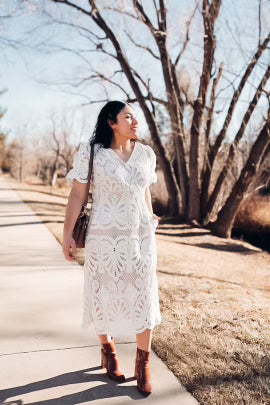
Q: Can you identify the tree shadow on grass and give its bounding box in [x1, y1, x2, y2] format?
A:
[174, 240, 259, 254]
[158, 224, 195, 231]
[157, 230, 210, 238]
[157, 269, 270, 293]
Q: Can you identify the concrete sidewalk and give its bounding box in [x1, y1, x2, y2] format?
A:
[0, 176, 199, 405]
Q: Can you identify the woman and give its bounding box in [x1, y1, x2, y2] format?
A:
[62, 101, 162, 396]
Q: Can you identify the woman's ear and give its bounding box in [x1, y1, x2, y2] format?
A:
[108, 119, 114, 129]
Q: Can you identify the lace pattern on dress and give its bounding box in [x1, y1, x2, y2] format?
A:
[66, 141, 161, 339]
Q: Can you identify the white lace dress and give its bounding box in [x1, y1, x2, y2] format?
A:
[66, 140, 162, 340]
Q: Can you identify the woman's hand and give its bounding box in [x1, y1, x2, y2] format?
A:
[62, 235, 77, 262]
[152, 213, 161, 221]
[62, 181, 88, 262]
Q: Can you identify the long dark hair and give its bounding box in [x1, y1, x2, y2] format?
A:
[89, 100, 136, 149]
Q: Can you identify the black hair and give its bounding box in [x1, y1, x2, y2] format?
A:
[89, 100, 136, 149]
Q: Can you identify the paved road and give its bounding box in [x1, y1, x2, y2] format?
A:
[0, 176, 199, 405]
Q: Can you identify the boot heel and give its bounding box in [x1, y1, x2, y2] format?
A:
[100, 339, 125, 382]
[101, 349, 106, 368]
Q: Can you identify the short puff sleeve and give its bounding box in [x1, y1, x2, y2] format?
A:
[66, 142, 90, 186]
[145, 145, 158, 187]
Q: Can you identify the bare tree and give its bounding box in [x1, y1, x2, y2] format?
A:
[3, 0, 270, 237]
[36, 111, 84, 185]
[50, 0, 270, 236]
[8, 132, 29, 182]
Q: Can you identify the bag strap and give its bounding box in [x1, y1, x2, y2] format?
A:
[82, 143, 95, 207]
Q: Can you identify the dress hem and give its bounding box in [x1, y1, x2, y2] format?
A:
[80, 318, 162, 337]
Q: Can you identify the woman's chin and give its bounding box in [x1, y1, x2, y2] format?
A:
[131, 131, 139, 138]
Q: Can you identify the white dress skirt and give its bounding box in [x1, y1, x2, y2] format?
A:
[66, 140, 162, 340]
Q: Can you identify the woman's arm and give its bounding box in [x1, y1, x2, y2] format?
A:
[62, 180, 88, 261]
[145, 186, 154, 215]
[145, 186, 161, 222]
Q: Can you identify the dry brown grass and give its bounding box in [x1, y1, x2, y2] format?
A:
[235, 195, 270, 232]
[4, 173, 270, 405]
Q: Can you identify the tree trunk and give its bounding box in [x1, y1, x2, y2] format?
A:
[51, 170, 58, 186]
[200, 64, 223, 218]
[209, 116, 270, 238]
[91, 0, 183, 217]
[133, 0, 189, 215]
[200, 34, 270, 220]
[203, 64, 270, 224]
[188, 0, 222, 221]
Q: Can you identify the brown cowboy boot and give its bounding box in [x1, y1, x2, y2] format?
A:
[134, 347, 152, 395]
[101, 338, 125, 382]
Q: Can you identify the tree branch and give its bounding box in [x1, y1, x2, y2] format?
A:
[205, 63, 270, 220]
[51, 0, 93, 17]
[174, 1, 199, 66]
[209, 33, 270, 170]
[100, 6, 141, 23]
[125, 31, 159, 60]
[210, 108, 270, 237]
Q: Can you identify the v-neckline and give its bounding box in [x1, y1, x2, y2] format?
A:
[108, 141, 137, 165]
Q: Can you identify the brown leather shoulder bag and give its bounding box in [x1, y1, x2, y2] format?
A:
[72, 143, 95, 248]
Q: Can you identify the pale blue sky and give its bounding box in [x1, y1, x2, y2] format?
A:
[1, 0, 269, 144]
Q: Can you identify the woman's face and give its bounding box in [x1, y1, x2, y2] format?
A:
[110, 105, 139, 140]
